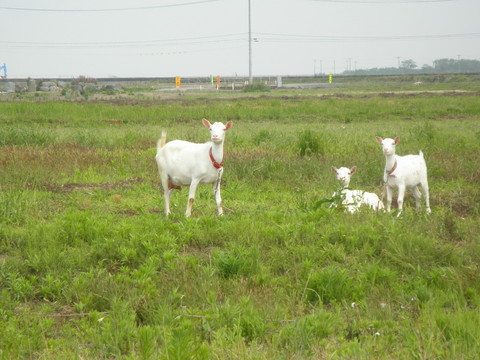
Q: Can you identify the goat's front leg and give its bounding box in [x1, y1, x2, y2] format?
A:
[396, 184, 406, 217]
[385, 185, 393, 212]
[185, 179, 200, 217]
[213, 169, 224, 215]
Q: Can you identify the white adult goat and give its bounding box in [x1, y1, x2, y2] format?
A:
[331, 166, 384, 213]
[156, 119, 233, 217]
[375, 136, 431, 215]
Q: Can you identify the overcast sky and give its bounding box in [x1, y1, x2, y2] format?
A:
[1, 0, 479, 78]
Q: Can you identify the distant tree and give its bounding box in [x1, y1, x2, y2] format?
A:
[433, 58, 456, 72]
[460, 59, 480, 72]
[401, 59, 417, 70]
[345, 57, 480, 75]
[421, 64, 434, 73]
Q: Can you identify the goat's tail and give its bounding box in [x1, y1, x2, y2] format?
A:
[157, 131, 167, 150]
[419, 150, 424, 158]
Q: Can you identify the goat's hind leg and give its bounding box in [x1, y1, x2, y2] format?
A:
[412, 186, 422, 211]
[420, 181, 431, 214]
[160, 172, 172, 216]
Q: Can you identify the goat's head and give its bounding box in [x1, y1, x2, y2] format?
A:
[376, 136, 400, 156]
[331, 166, 356, 188]
[203, 119, 233, 143]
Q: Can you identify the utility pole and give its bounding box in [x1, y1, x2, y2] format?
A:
[314, 59, 323, 76]
[248, 0, 253, 84]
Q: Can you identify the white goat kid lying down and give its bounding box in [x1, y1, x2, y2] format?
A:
[156, 119, 233, 217]
[331, 166, 384, 213]
[376, 136, 431, 215]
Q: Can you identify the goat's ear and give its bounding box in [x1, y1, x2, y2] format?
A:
[394, 137, 400, 144]
[331, 167, 338, 174]
[350, 166, 357, 175]
[202, 118, 211, 128]
[225, 121, 233, 130]
[375, 136, 383, 143]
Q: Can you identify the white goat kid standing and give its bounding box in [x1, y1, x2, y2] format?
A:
[156, 119, 233, 217]
[375, 136, 431, 215]
[331, 166, 384, 213]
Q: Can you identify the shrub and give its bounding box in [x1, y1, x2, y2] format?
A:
[277, 312, 338, 355]
[297, 130, 322, 157]
[306, 266, 362, 304]
[213, 246, 260, 279]
[0, 127, 55, 146]
[243, 82, 271, 92]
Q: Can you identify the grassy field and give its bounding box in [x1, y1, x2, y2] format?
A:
[1, 77, 480, 359]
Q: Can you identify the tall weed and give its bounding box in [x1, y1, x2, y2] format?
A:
[297, 129, 323, 157]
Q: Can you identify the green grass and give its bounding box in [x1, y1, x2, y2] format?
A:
[1, 77, 480, 359]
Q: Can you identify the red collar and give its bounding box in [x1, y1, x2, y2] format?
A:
[386, 159, 397, 178]
[209, 147, 224, 169]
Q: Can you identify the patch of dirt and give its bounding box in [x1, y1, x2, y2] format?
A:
[43, 177, 145, 193]
[80, 89, 480, 106]
[115, 209, 140, 216]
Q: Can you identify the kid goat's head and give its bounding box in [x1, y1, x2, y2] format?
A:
[376, 136, 400, 156]
[203, 118, 233, 144]
[331, 166, 357, 188]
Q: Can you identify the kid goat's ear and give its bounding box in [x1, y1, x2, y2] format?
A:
[350, 166, 357, 175]
[331, 167, 338, 174]
[375, 136, 383, 143]
[225, 121, 233, 130]
[202, 118, 212, 128]
[394, 137, 400, 144]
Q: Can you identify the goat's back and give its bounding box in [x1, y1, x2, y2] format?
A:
[156, 140, 216, 185]
[332, 189, 383, 213]
[393, 152, 428, 187]
[361, 191, 384, 210]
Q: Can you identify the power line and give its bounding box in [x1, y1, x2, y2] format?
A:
[255, 32, 480, 42]
[0, 0, 222, 12]
[0, 39, 247, 49]
[309, 0, 461, 3]
[0, 33, 248, 48]
[3, 31, 478, 49]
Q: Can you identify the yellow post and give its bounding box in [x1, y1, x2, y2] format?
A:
[175, 76, 181, 88]
[328, 73, 333, 84]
